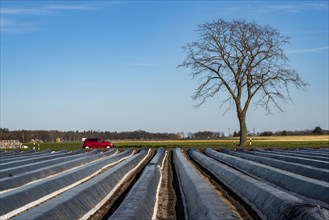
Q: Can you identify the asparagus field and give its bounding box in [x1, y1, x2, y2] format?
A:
[0, 147, 328, 219]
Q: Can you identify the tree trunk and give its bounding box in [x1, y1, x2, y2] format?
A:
[238, 112, 248, 147]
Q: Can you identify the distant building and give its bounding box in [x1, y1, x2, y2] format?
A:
[0, 140, 22, 149]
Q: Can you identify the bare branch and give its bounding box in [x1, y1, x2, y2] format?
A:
[179, 18, 309, 146]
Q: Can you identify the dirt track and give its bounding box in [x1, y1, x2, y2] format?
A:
[156, 151, 176, 220]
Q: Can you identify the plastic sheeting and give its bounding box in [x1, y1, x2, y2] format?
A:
[0, 149, 112, 191]
[297, 149, 329, 156]
[174, 148, 239, 220]
[1, 149, 76, 163]
[0, 149, 130, 218]
[149, 147, 166, 168]
[109, 165, 161, 220]
[109, 148, 166, 220]
[189, 148, 329, 220]
[223, 149, 329, 182]
[271, 149, 329, 158]
[0, 149, 65, 164]
[244, 150, 329, 169]
[264, 150, 329, 162]
[0, 150, 39, 161]
[0, 150, 75, 170]
[13, 148, 150, 220]
[204, 148, 329, 206]
[0, 150, 85, 178]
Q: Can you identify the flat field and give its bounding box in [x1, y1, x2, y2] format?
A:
[22, 135, 329, 151]
[1, 147, 328, 219]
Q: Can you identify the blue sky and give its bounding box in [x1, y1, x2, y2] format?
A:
[1, 1, 328, 134]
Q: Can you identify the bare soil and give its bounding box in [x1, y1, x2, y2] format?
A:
[156, 151, 176, 220]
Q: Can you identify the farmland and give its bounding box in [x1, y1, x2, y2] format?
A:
[0, 145, 328, 219]
[22, 135, 329, 151]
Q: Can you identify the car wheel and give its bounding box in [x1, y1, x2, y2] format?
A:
[85, 146, 90, 149]
[106, 146, 111, 149]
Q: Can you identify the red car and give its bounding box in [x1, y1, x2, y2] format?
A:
[82, 138, 115, 149]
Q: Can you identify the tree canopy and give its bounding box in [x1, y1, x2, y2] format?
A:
[180, 19, 308, 146]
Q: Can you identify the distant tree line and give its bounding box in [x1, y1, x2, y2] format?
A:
[0, 129, 181, 142]
[226, 127, 328, 137]
[230, 126, 328, 137]
[0, 127, 327, 143]
[258, 127, 328, 136]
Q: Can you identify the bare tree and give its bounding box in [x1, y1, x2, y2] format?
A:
[179, 19, 308, 147]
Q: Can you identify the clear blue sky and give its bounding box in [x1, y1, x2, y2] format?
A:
[1, 1, 328, 135]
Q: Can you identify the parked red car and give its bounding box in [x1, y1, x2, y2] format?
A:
[82, 138, 115, 149]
